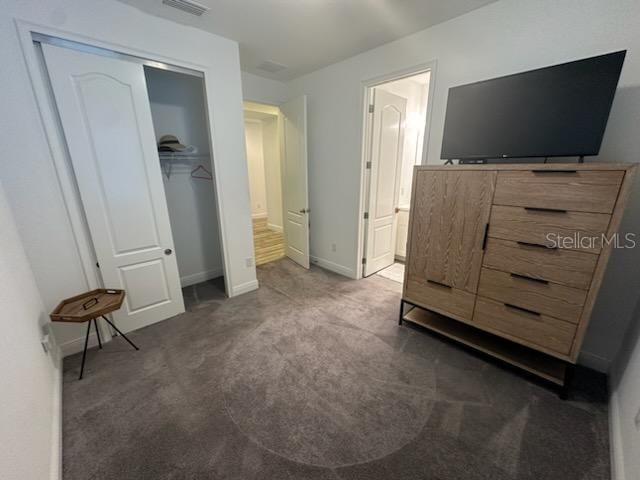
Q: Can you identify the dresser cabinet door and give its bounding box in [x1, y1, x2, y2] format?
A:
[407, 170, 496, 294]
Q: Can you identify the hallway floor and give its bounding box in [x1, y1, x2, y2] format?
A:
[62, 259, 610, 480]
[252, 217, 285, 266]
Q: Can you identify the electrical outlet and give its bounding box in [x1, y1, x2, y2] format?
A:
[331, 243, 337, 252]
[41, 334, 50, 354]
[246, 257, 254, 268]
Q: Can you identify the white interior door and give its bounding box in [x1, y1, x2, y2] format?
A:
[281, 96, 310, 268]
[42, 44, 184, 333]
[364, 88, 407, 276]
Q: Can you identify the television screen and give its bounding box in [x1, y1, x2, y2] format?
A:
[440, 51, 626, 160]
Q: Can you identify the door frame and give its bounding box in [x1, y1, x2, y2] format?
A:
[16, 22, 233, 343]
[355, 61, 438, 279]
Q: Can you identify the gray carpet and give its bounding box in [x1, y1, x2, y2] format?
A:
[62, 259, 610, 479]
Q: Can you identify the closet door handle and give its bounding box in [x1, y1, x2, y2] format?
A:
[531, 169, 577, 174]
[504, 303, 541, 316]
[517, 241, 557, 250]
[524, 207, 567, 213]
[164, 248, 173, 255]
[427, 279, 452, 289]
[510, 273, 548, 284]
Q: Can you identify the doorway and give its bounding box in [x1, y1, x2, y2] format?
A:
[144, 67, 226, 299]
[243, 102, 285, 266]
[244, 99, 311, 269]
[360, 69, 433, 279]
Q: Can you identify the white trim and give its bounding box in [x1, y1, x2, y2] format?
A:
[267, 223, 283, 233]
[50, 355, 62, 480]
[355, 61, 438, 279]
[230, 279, 259, 296]
[578, 350, 611, 372]
[15, 20, 234, 298]
[310, 255, 357, 279]
[609, 389, 625, 480]
[58, 331, 102, 357]
[252, 212, 268, 219]
[180, 268, 223, 287]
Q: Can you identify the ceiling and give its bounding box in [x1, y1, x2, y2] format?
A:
[117, 0, 498, 82]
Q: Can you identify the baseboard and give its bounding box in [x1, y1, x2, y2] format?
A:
[609, 388, 625, 480]
[180, 268, 223, 287]
[50, 354, 62, 480]
[230, 279, 259, 296]
[252, 212, 267, 220]
[267, 223, 283, 233]
[59, 330, 101, 357]
[310, 255, 357, 279]
[578, 350, 611, 373]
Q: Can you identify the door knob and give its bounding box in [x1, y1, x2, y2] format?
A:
[164, 248, 173, 255]
[299, 208, 309, 214]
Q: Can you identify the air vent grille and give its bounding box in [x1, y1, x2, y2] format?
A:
[257, 60, 287, 73]
[162, 0, 210, 16]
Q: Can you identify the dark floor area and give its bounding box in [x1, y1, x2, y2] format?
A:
[62, 259, 610, 479]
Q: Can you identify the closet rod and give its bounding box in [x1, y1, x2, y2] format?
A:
[31, 32, 204, 79]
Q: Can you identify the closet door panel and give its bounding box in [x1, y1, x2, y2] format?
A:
[408, 170, 495, 293]
[42, 44, 185, 333]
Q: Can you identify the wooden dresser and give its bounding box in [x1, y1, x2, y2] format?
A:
[400, 163, 636, 390]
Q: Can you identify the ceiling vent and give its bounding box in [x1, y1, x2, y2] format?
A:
[162, 0, 210, 16]
[256, 60, 287, 73]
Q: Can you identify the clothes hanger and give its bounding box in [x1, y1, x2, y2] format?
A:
[190, 164, 213, 180]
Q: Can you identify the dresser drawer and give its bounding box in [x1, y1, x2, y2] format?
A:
[473, 297, 576, 356]
[494, 170, 623, 214]
[404, 277, 475, 322]
[489, 205, 611, 254]
[477, 268, 587, 324]
[482, 238, 598, 290]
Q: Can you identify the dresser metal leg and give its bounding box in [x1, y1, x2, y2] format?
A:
[398, 300, 404, 325]
[558, 364, 574, 400]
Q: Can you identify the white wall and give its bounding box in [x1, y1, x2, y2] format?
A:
[145, 68, 223, 286]
[0, 0, 256, 354]
[610, 300, 640, 480]
[0, 180, 60, 480]
[241, 71, 288, 105]
[245, 120, 268, 218]
[262, 115, 284, 230]
[286, 0, 640, 370]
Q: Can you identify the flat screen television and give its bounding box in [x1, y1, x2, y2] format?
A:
[440, 51, 626, 161]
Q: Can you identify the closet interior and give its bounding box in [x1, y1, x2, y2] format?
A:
[144, 66, 225, 292]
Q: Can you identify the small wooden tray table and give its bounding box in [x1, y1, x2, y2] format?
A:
[50, 289, 139, 379]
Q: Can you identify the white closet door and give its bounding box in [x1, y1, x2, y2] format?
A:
[42, 44, 184, 333]
[281, 96, 310, 268]
[364, 89, 407, 276]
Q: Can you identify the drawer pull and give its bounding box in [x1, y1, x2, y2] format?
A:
[427, 279, 452, 289]
[517, 240, 557, 250]
[531, 169, 577, 174]
[482, 223, 489, 250]
[510, 273, 549, 284]
[524, 206, 567, 213]
[504, 303, 541, 316]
